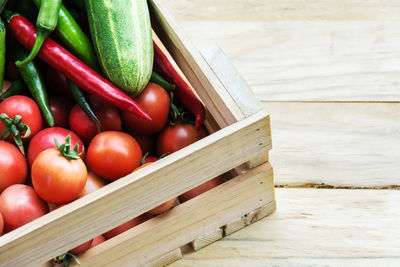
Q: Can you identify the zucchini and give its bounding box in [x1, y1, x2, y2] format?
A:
[85, 0, 153, 97]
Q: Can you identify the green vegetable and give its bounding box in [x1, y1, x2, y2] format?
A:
[86, 0, 153, 97]
[14, 44, 54, 127]
[16, 0, 62, 67]
[150, 71, 175, 92]
[0, 78, 27, 100]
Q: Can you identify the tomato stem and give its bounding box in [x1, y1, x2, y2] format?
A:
[0, 113, 31, 155]
[55, 134, 83, 160]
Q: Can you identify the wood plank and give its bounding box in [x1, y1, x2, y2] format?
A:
[171, 188, 400, 266]
[70, 164, 275, 266]
[0, 110, 271, 267]
[145, 248, 183, 267]
[164, 0, 400, 21]
[165, 20, 400, 102]
[266, 102, 400, 187]
[191, 228, 223, 251]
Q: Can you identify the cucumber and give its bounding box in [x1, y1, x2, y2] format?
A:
[85, 0, 153, 97]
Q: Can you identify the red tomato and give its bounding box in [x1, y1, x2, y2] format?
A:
[135, 163, 177, 215]
[122, 82, 170, 135]
[147, 198, 177, 215]
[0, 212, 3, 236]
[45, 66, 73, 100]
[47, 97, 73, 128]
[0, 95, 42, 141]
[129, 132, 155, 155]
[69, 96, 122, 144]
[0, 184, 48, 232]
[90, 235, 106, 248]
[104, 213, 152, 240]
[0, 141, 27, 192]
[79, 171, 107, 197]
[179, 176, 224, 203]
[87, 131, 142, 181]
[31, 148, 87, 204]
[69, 239, 93, 255]
[27, 127, 85, 167]
[156, 122, 207, 157]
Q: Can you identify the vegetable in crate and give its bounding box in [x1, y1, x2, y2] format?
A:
[0, 140, 27, 192]
[3, 11, 151, 121]
[85, 0, 153, 96]
[0, 19, 5, 91]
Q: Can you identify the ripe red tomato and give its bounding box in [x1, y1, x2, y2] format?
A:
[31, 148, 87, 204]
[27, 127, 85, 167]
[90, 235, 106, 248]
[0, 184, 48, 232]
[122, 82, 170, 135]
[69, 96, 122, 144]
[0, 95, 42, 141]
[179, 176, 224, 203]
[79, 171, 107, 197]
[69, 239, 93, 255]
[104, 213, 152, 240]
[47, 96, 73, 128]
[0, 141, 27, 192]
[129, 132, 155, 155]
[87, 131, 142, 181]
[156, 122, 207, 157]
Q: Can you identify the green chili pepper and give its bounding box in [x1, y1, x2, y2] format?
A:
[15, 0, 37, 22]
[31, 0, 99, 71]
[0, 19, 5, 91]
[68, 79, 102, 133]
[0, 0, 8, 13]
[0, 78, 27, 99]
[15, 0, 62, 67]
[14, 44, 54, 126]
[150, 71, 175, 92]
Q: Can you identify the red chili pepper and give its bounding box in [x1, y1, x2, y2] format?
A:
[4, 11, 151, 122]
[153, 41, 205, 129]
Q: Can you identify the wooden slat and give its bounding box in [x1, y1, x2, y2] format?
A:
[70, 164, 275, 266]
[145, 248, 183, 267]
[149, 0, 246, 128]
[164, 0, 400, 21]
[0, 110, 271, 267]
[265, 102, 400, 187]
[171, 188, 400, 266]
[191, 228, 223, 251]
[161, 20, 400, 102]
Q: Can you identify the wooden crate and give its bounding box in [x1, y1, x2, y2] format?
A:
[0, 1, 275, 266]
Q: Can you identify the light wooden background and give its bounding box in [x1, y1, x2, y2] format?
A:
[160, 0, 400, 266]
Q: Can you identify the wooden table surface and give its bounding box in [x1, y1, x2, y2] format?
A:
[159, 0, 400, 266]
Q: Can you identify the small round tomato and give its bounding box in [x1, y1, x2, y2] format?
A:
[0, 141, 27, 192]
[0, 184, 48, 232]
[147, 198, 177, 215]
[90, 235, 106, 248]
[47, 96, 73, 128]
[0, 95, 43, 141]
[104, 214, 152, 240]
[27, 127, 85, 167]
[69, 239, 93, 255]
[122, 82, 170, 135]
[69, 96, 122, 144]
[79, 172, 107, 197]
[32, 148, 87, 204]
[87, 131, 142, 181]
[179, 176, 224, 203]
[156, 122, 207, 157]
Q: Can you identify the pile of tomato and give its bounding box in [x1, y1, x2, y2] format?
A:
[0, 72, 224, 258]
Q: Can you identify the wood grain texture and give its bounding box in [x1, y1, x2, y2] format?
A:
[265, 102, 400, 187]
[171, 188, 400, 266]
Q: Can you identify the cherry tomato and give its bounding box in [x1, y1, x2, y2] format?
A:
[69, 96, 122, 144]
[129, 132, 155, 155]
[69, 239, 93, 255]
[0, 141, 27, 192]
[90, 235, 106, 248]
[79, 171, 107, 197]
[45, 66, 73, 100]
[0, 95, 43, 141]
[31, 148, 87, 204]
[47, 96, 73, 128]
[122, 83, 170, 135]
[179, 176, 224, 203]
[27, 127, 85, 167]
[156, 122, 207, 157]
[135, 163, 177, 215]
[0, 184, 48, 232]
[104, 213, 152, 240]
[0, 212, 3, 236]
[87, 131, 142, 181]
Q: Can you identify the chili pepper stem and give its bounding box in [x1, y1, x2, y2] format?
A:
[15, 30, 48, 67]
